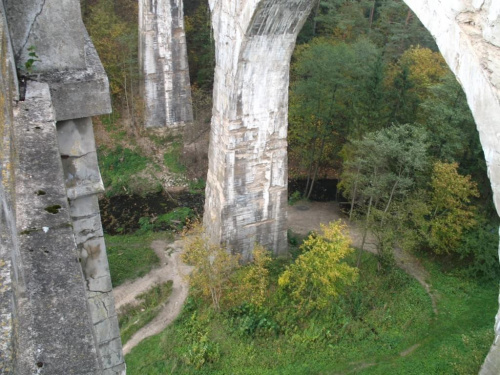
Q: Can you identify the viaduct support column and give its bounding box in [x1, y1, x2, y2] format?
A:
[204, 0, 315, 258]
[139, 0, 193, 129]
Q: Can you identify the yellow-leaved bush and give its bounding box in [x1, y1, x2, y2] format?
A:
[181, 223, 240, 311]
[237, 244, 271, 307]
[278, 221, 358, 312]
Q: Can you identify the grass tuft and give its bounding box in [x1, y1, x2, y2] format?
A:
[119, 281, 174, 344]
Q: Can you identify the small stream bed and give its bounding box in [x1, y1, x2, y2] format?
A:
[99, 179, 340, 235]
[99, 191, 204, 235]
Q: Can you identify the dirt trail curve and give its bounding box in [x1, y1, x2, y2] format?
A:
[288, 201, 438, 315]
[113, 239, 192, 355]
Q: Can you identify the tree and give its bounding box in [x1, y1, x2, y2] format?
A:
[425, 162, 479, 254]
[184, 2, 215, 90]
[229, 244, 272, 308]
[278, 221, 358, 312]
[340, 123, 429, 220]
[83, 0, 141, 127]
[289, 38, 380, 197]
[339, 124, 429, 265]
[182, 224, 240, 311]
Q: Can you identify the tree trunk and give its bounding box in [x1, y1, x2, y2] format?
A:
[349, 165, 361, 221]
[369, 0, 376, 29]
[405, 9, 413, 26]
[357, 194, 373, 267]
[312, 0, 321, 36]
[306, 136, 326, 199]
[382, 179, 399, 224]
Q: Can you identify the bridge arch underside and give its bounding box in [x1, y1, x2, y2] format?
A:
[203, 0, 500, 372]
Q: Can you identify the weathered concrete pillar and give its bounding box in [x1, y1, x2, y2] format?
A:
[2, 0, 125, 373]
[203, 0, 316, 258]
[13, 80, 103, 375]
[139, 0, 193, 128]
[56, 118, 125, 374]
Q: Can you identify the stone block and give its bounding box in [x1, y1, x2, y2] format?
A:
[79, 236, 113, 293]
[4, 0, 86, 72]
[88, 291, 118, 325]
[94, 314, 121, 344]
[69, 195, 101, 219]
[73, 214, 105, 245]
[57, 117, 97, 156]
[99, 337, 125, 371]
[35, 32, 112, 121]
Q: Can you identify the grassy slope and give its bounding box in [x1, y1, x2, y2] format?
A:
[119, 281, 174, 344]
[123, 251, 496, 374]
[106, 232, 171, 287]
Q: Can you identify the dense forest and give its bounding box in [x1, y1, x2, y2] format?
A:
[81, 0, 499, 373]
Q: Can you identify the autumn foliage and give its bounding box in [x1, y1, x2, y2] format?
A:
[278, 221, 358, 312]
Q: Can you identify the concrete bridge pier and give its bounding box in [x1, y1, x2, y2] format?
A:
[139, 0, 193, 129]
[204, 0, 316, 259]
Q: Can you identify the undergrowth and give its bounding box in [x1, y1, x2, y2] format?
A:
[121, 249, 499, 374]
[137, 207, 195, 234]
[164, 141, 186, 174]
[98, 146, 162, 197]
[119, 281, 174, 344]
[106, 232, 170, 287]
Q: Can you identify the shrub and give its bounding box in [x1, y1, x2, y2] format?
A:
[155, 207, 194, 231]
[278, 221, 359, 312]
[457, 221, 500, 281]
[288, 191, 302, 205]
[182, 312, 220, 369]
[182, 224, 240, 311]
[226, 303, 279, 338]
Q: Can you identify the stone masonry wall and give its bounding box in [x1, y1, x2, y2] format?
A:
[205, 0, 500, 370]
[139, 0, 193, 128]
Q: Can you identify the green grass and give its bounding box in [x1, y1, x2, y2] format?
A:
[121, 249, 500, 375]
[156, 207, 194, 231]
[98, 146, 162, 197]
[164, 141, 186, 174]
[106, 232, 171, 287]
[188, 178, 206, 194]
[119, 281, 174, 344]
[361, 260, 497, 374]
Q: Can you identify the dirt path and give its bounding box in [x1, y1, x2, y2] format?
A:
[113, 239, 192, 354]
[288, 201, 438, 314]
